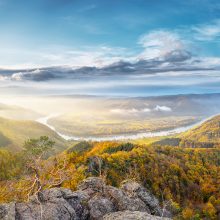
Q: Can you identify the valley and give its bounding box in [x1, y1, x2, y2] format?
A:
[2, 93, 220, 140]
[0, 113, 220, 219]
[0, 94, 220, 219]
[1, 1, 220, 219]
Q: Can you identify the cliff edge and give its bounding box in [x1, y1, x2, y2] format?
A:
[0, 177, 171, 220]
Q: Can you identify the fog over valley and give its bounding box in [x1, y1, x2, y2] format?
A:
[0, 93, 220, 139]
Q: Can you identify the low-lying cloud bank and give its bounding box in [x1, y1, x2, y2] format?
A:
[110, 105, 172, 114]
[1, 27, 220, 82]
[0, 51, 217, 82]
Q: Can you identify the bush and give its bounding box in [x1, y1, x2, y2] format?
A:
[103, 142, 134, 154]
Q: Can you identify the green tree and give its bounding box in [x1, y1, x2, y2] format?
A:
[22, 136, 55, 201]
[23, 136, 55, 159]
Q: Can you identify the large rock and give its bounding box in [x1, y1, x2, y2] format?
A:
[77, 177, 105, 197]
[103, 211, 170, 220]
[15, 188, 89, 220]
[88, 196, 115, 219]
[0, 203, 16, 220]
[0, 177, 171, 220]
[105, 186, 149, 212]
[120, 180, 165, 216]
[16, 199, 76, 220]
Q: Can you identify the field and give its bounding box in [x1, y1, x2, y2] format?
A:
[49, 114, 197, 137]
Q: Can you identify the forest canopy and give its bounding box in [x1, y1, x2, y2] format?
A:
[0, 136, 219, 219]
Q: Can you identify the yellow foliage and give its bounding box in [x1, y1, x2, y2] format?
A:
[182, 207, 194, 219]
[202, 202, 217, 220]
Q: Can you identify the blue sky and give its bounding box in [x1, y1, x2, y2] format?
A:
[0, 0, 220, 67]
[1, 0, 220, 96]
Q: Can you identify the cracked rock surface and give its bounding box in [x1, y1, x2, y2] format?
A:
[0, 177, 171, 220]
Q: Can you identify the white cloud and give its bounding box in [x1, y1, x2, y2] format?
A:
[192, 20, 220, 41]
[110, 108, 138, 114]
[110, 108, 151, 114]
[11, 72, 24, 81]
[154, 105, 172, 112]
[11, 69, 44, 81]
[39, 48, 123, 68]
[138, 30, 186, 59]
[111, 106, 173, 114]
[0, 75, 8, 81]
[0, 25, 220, 78]
[142, 108, 151, 112]
[0, 45, 132, 69]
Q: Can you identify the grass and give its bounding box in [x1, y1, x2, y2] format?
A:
[49, 114, 197, 137]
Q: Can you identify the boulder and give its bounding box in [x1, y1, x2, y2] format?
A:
[0, 203, 16, 220]
[15, 188, 89, 220]
[0, 177, 171, 220]
[105, 186, 149, 212]
[121, 180, 171, 217]
[16, 199, 76, 220]
[77, 177, 105, 197]
[88, 196, 115, 219]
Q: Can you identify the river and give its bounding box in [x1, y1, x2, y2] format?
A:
[36, 114, 217, 141]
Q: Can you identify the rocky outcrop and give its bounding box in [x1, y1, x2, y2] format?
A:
[0, 203, 16, 220]
[120, 180, 170, 216]
[0, 177, 171, 220]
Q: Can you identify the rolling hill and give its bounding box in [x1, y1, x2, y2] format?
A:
[0, 103, 41, 120]
[181, 115, 220, 142]
[0, 117, 67, 151]
[179, 115, 220, 148]
[149, 114, 220, 148]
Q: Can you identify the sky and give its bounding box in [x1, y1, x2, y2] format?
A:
[1, 0, 220, 96]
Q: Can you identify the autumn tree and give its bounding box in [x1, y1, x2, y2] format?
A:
[22, 136, 55, 201]
[22, 136, 71, 203]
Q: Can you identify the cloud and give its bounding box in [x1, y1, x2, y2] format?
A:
[0, 55, 216, 82]
[0, 45, 131, 70]
[110, 108, 151, 114]
[154, 105, 172, 112]
[163, 50, 192, 63]
[0, 28, 220, 82]
[192, 20, 220, 41]
[110, 106, 173, 114]
[11, 69, 56, 81]
[142, 108, 151, 112]
[138, 30, 187, 60]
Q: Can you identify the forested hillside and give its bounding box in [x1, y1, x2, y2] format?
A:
[0, 140, 219, 219]
[180, 115, 220, 148]
[0, 117, 67, 151]
[149, 115, 220, 149]
[0, 115, 220, 219]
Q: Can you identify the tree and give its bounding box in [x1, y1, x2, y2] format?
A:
[182, 207, 194, 219]
[22, 136, 55, 202]
[203, 202, 217, 219]
[23, 136, 55, 160]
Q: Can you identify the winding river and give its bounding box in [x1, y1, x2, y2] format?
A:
[36, 114, 217, 141]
